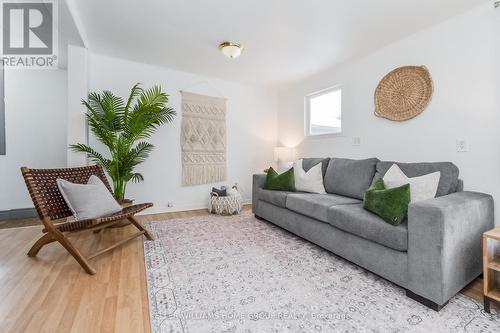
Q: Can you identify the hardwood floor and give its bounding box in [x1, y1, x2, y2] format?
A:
[0, 205, 492, 333]
[0, 216, 40, 229]
[0, 208, 225, 333]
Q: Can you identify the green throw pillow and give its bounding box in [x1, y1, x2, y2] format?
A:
[263, 167, 295, 192]
[369, 178, 385, 191]
[363, 179, 410, 226]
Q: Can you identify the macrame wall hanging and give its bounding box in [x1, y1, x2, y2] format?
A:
[180, 91, 227, 186]
[374, 65, 434, 121]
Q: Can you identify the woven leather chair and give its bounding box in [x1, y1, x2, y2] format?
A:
[21, 165, 154, 274]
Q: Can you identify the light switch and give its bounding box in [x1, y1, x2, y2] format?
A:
[456, 140, 468, 152]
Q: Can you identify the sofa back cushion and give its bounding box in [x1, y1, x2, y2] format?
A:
[373, 161, 459, 196]
[302, 158, 330, 178]
[324, 158, 379, 199]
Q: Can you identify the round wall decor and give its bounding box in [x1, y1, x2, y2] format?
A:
[374, 65, 433, 121]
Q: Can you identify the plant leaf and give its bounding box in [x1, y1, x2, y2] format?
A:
[69, 144, 112, 170]
[71, 84, 176, 195]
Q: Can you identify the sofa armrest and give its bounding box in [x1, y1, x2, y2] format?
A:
[252, 174, 267, 213]
[407, 191, 494, 305]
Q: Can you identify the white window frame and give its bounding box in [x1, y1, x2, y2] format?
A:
[304, 85, 342, 137]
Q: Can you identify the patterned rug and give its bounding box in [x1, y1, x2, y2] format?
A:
[143, 212, 499, 333]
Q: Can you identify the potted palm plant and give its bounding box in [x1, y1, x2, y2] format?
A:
[70, 83, 175, 203]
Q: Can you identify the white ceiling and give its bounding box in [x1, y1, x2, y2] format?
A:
[57, 0, 85, 68]
[73, 0, 488, 88]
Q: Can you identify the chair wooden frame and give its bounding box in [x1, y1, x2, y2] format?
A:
[21, 165, 154, 275]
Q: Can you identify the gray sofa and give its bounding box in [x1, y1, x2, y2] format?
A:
[252, 157, 494, 311]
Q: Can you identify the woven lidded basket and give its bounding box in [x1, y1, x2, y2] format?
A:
[208, 188, 243, 216]
[374, 65, 433, 121]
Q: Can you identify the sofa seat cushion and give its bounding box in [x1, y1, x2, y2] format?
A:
[258, 189, 291, 208]
[286, 193, 361, 222]
[327, 204, 408, 251]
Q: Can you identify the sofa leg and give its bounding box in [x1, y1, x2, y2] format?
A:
[484, 295, 491, 313]
[406, 290, 447, 312]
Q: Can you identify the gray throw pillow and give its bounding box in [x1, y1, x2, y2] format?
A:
[57, 175, 122, 220]
[324, 158, 379, 199]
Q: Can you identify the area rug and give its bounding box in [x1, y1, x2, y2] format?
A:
[143, 212, 499, 333]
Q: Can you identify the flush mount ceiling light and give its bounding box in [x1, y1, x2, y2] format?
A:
[219, 41, 243, 59]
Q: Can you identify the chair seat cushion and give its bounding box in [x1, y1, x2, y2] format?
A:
[327, 204, 408, 251]
[286, 193, 361, 222]
[258, 189, 291, 208]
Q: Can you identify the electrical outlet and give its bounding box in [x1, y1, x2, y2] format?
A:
[167, 201, 174, 207]
[456, 140, 468, 152]
[352, 137, 361, 146]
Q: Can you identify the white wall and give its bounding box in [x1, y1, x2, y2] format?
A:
[277, 4, 500, 222]
[0, 70, 68, 210]
[67, 45, 89, 166]
[87, 53, 277, 213]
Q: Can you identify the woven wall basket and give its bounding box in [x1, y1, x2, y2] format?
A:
[374, 65, 433, 121]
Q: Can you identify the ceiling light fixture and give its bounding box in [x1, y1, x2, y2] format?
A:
[219, 41, 243, 59]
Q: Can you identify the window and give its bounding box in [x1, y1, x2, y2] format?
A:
[305, 87, 341, 136]
[0, 61, 4, 155]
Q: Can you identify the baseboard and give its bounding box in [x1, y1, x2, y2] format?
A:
[140, 204, 208, 215]
[0, 208, 38, 220]
[139, 200, 252, 216]
[0, 200, 252, 219]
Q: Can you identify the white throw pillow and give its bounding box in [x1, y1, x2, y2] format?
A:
[294, 159, 326, 194]
[57, 175, 122, 220]
[383, 164, 440, 203]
